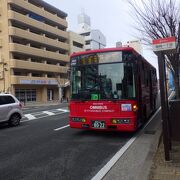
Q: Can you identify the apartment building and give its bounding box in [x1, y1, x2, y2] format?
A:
[68, 31, 85, 54]
[0, 0, 69, 103]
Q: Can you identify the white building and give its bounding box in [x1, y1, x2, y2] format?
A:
[126, 40, 142, 54]
[77, 13, 106, 50]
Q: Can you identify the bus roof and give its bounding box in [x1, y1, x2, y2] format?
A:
[70, 47, 137, 57]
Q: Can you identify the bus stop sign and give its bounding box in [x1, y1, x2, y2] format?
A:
[152, 37, 176, 53]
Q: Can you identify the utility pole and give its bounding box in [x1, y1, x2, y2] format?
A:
[152, 37, 177, 161]
[158, 52, 171, 160]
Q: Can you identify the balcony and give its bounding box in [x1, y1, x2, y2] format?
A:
[8, 0, 67, 28]
[9, 43, 69, 63]
[9, 27, 69, 51]
[8, 10, 68, 39]
[10, 59, 68, 73]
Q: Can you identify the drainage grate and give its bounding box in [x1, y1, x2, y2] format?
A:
[144, 130, 156, 135]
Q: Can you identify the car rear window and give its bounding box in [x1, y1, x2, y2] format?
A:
[0, 96, 16, 105]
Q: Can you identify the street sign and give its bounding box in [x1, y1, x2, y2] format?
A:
[152, 37, 176, 52]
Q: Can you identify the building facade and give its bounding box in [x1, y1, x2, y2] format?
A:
[77, 13, 106, 50]
[0, 0, 69, 103]
[68, 31, 85, 54]
[126, 40, 142, 54]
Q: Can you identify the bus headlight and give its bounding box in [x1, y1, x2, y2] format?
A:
[72, 117, 86, 122]
[112, 119, 118, 124]
[111, 119, 130, 124]
[81, 118, 86, 123]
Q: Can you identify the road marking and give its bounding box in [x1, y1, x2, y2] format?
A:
[22, 111, 67, 122]
[91, 136, 137, 180]
[43, 111, 55, 115]
[57, 108, 69, 112]
[54, 125, 70, 131]
[143, 106, 161, 129]
[24, 114, 36, 120]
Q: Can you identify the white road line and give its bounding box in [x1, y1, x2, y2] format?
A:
[54, 125, 70, 131]
[143, 106, 161, 129]
[91, 106, 162, 180]
[24, 114, 36, 120]
[91, 136, 137, 180]
[43, 111, 55, 115]
[57, 108, 69, 112]
[22, 111, 67, 122]
[22, 115, 51, 122]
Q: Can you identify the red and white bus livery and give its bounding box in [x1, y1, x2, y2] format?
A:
[69, 47, 158, 132]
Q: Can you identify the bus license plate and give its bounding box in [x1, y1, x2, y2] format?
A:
[92, 121, 105, 129]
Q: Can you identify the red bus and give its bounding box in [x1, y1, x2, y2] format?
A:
[69, 47, 158, 132]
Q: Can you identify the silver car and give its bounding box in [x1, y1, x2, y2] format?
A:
[0, 93, 23, 126]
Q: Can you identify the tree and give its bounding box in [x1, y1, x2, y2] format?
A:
[128, 0, 180, 98]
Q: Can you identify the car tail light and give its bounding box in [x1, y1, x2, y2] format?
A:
[19, 102, 23, 109]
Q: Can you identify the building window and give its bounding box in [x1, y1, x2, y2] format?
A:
[29, 12, 44, 22]
[73, 41, 83, 48]
[85, 41, 90, 45]
[80, 32, 90, 36]
[15, 89, 36, 102]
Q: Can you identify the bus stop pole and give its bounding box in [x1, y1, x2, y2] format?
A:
[157, 52, 171, 161]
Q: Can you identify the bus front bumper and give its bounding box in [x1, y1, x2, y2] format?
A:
[69, 117, 137, 132]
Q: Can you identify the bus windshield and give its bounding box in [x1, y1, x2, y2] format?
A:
[70, 52, 136, 100]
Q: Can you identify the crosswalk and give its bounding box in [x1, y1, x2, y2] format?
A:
[22, 108, 69, 122]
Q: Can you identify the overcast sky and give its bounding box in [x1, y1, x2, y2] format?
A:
[44, 0, 158, 70]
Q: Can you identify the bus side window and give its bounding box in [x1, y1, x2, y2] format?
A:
[141, 62, 145, 85]
[75, 71, 81, 89]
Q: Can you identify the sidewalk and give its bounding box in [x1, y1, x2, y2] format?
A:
[22, 101, 68, 108]
[103, 108, 180, 180]
[103, 109, 162, 180]
[149, 139, 180, 180]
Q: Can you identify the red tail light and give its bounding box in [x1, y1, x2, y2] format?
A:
[19, 102, 23, 109]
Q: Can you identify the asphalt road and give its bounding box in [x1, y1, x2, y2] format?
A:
[0, 104, 134, 180]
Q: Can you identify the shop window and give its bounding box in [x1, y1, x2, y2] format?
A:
[15, 89, 36, 102]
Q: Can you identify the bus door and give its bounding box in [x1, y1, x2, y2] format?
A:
[136, 60, 143, 126]
[149, 70, 153, 111]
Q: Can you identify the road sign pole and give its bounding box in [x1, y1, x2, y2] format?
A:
[158, 52, 171, 161]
